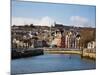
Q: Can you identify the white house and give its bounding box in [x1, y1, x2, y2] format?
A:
[87, 41, 96, 49]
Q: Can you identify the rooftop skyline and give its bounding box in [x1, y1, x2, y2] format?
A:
[12, 0, 96, 27]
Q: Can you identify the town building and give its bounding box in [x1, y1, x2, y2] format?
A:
[87, 41, 96, 49]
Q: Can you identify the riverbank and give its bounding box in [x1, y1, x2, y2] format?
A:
[44, 48, 96, 60]
[12, 48, 44, 59]
[44, 50, 81, 55]
[11, 48, 96, 60]
[81, 48, 96, 60]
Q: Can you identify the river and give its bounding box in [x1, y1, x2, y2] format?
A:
[11, 54, 96, 75]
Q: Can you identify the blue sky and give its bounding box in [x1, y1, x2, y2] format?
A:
[12, 0, 96, 27]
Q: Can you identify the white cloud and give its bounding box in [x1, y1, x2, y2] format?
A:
[37, 16, 55, 26]
[12, 16, 93, 27]
[12, 16, 55, 27]
[70, 16, 91, 27]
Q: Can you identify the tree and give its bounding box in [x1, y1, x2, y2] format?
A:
[80, 28, 96, 48]
[30, 24, 35, 28]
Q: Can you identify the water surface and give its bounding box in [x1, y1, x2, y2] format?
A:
[11, 54, 96, 74]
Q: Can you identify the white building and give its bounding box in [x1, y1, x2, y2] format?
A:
[87, 41, 96, 49]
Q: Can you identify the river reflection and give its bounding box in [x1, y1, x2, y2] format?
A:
[11, 54, 96, 74]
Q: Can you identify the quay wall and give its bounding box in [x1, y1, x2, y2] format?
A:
[81, 48, 96, 60]
[44, 48, 96, 60]
[12, 48, 44, 59]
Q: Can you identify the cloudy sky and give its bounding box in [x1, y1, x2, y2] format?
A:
[12, 0, 96, 27]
